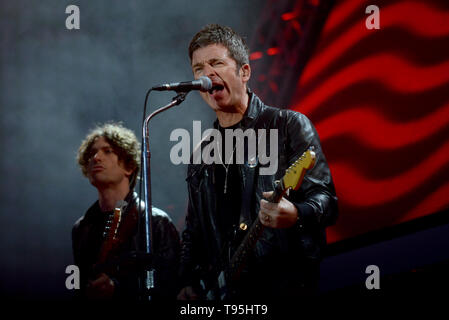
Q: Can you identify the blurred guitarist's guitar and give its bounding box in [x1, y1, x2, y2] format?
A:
[96, 200, 126, 267]
[205, 148, 316, 300]
[90, 200, 139, 278]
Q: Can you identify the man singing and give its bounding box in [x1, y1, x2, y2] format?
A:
[178, 24, 338, 300]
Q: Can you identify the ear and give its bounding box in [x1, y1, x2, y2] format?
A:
[124, 167, 134, 177]
[120, 160, 134, 177]
[240, 64, 251, 82]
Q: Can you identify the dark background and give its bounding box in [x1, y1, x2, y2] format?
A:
[1, 0, 448, 300]
[0, 0, 263, 299]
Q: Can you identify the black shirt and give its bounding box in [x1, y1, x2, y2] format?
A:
[214, 123, 243, 263]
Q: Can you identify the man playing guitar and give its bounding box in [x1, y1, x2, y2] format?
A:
[73, 122, 180, 300]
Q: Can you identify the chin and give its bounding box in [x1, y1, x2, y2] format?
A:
[214, 99, 230, 109]
[89, 175, 107, 186]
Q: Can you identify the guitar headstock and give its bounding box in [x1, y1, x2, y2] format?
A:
[282, 148, 316, 191]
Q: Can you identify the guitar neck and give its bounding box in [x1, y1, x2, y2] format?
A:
[227, 182, 284, 281]
[227, 217, 264, 281]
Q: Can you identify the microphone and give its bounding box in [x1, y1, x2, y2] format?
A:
[152, 76, 212, 92]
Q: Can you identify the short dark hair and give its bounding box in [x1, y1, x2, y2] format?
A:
[188, 24, 249, 70]
[77, 122, 140, 189]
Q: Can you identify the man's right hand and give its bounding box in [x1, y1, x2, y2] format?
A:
[177, 286, 199, 300]
[86, 273, 115, 300]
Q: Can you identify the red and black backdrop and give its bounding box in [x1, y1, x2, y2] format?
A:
[249, 0, 449, 244]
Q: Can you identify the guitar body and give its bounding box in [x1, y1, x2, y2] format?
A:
[202, 226, 248, 300]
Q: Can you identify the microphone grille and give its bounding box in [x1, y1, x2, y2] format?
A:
[199, 76, 212, 92]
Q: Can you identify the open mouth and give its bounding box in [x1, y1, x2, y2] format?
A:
[208, 84, 224, 94]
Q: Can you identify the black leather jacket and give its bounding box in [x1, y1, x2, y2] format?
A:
[179, 92, 338, 299]
[72, 192, 180, 300]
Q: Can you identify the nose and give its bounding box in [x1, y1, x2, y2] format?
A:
[202, 64, 216, 78]
[92, 151, 103, 162]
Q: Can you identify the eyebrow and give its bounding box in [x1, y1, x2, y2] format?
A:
[89, 144, 113, 154]
[192, 62, 204, 70]
[192, 58, 223, 69]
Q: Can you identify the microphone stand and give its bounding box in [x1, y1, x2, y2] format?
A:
[140, 91, 188, 300]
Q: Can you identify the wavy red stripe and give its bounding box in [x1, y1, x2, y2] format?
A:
[316, 102, 449, 149]
[330, 140, 449, 207]
[294, 55, 449, 115]
[321, 0, 362, 36]
[400, 181, 449, 224]
[301, 1, 449, 85]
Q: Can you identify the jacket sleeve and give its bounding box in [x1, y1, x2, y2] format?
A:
[151, 210, 181, 299]
[72, 222, 81, 267]
[284, 111, 339, 230]
[71, 218, 89, 297]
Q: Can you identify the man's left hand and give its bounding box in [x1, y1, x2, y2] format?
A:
[259, 191, 298, 228]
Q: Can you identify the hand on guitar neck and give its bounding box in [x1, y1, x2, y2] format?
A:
[259, 148, 316, 229]
[258, 191, 299, 228]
